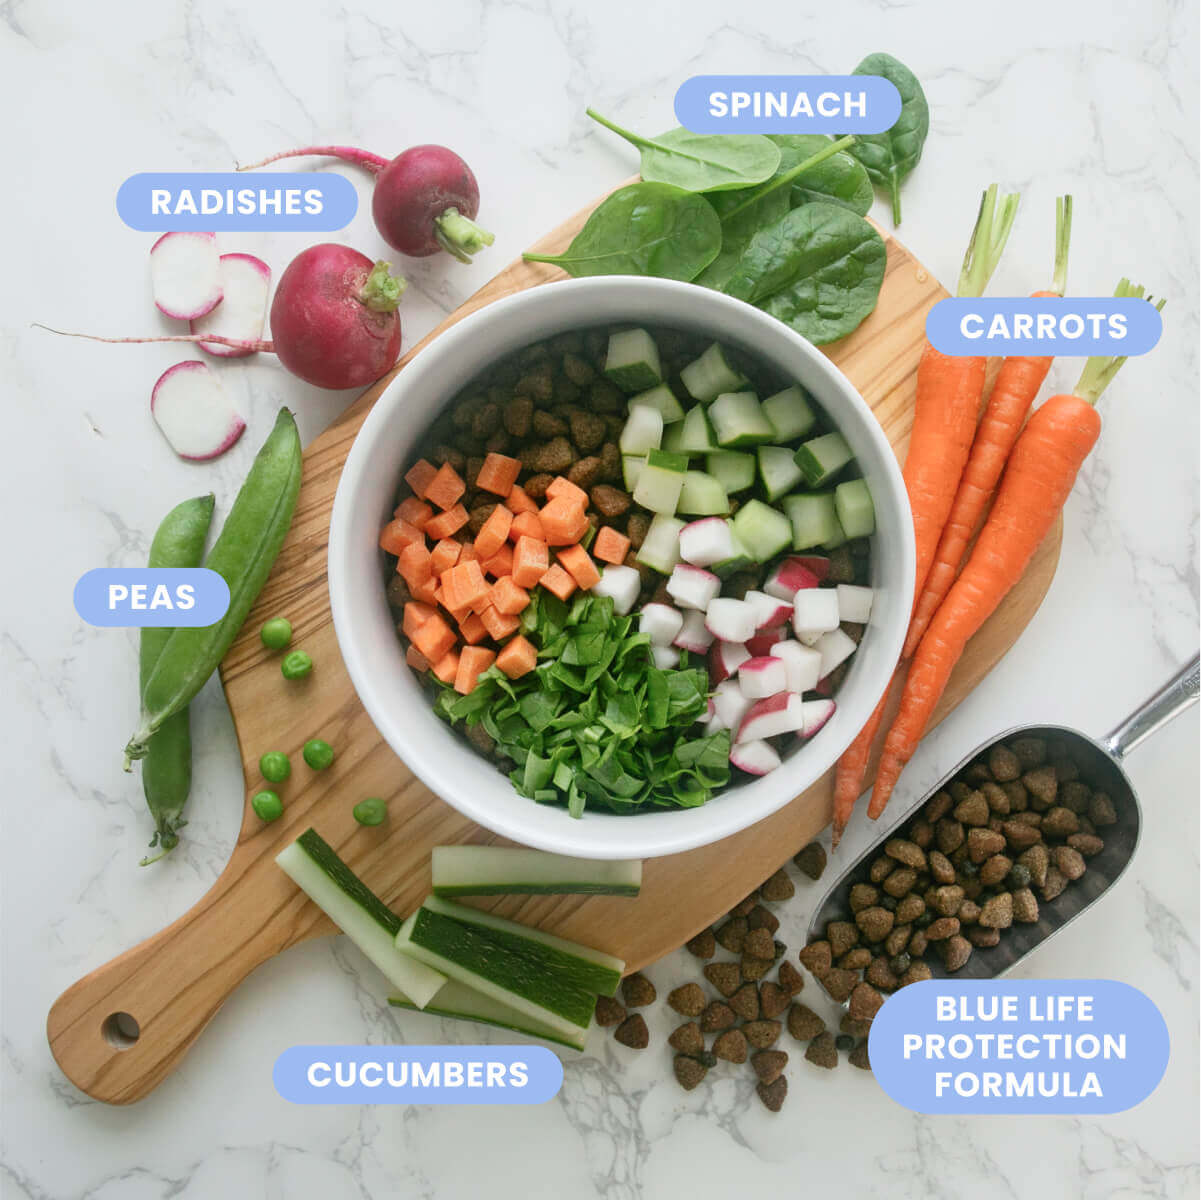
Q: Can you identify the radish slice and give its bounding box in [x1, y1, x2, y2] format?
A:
[738, 656, 789, 699]
[746, 627, 786, 657]
[709, 640, 750, 684]
[713, 679, 753, 731]
[593, 565, 641, 615]
[744, 589, 794, 630]
[673, 609, 714, 654]
[666, 563, 721, 611]
[150, 232, 223, 320]
[730, 739, 781, 775]
[191, 253, 272, 358]
[793, 588, 840, 638]
[651, 644, 680, 669]
[764, 557, 821, 601]
[836, 584, 874, 623]
[801, 698, 837, 737]
[705, 597, 758, 644]
[638, 603, 684, 648]
[815, 627, 857, 677]
[736, 692, 806, 742]
[770, 640, 822, 694]
[151, 361, 246, 461]
[678, 517, 736, 566]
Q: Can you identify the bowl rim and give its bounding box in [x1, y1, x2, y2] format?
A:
[329, 276, 914, 859]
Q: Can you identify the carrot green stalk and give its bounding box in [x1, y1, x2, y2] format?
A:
[868, 282, 1165, 820]
[903, 196, 1072, 659]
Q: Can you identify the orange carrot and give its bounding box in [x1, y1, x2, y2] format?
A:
[869, 283, 1162, 820]
[475, 452, 521, 496]
[830, 686, 893, 848]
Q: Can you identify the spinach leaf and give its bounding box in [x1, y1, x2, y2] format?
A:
[524, 182, 720, 280]
[845, 53, 929, 224]
[768, 135, 873, 215]
[587, 107, 780, 193]
[723, 202, 886, 344]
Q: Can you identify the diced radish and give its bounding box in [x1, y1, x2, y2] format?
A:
[801, 698, 837, 737]
[651, 644, 680, 669]
[730, 739, 781, 775]
[150, 360, 246, 461]
[593, 564, 641, 615]
[743, 589, 794, 630]
[666, 563, 721, 611]
[712, 679, 753, 731]
[770, 640, 822, 694]
[638, 603, 684, 647]
[674, 609, 714, 653]
[705, 714, 727, 736]
[150, 232, 223, 320]
[191, 253, 271, 358]
[678, 517, 737, 567]
[738, 656, 789, 699]
[709, 640, 750, 684]
[764, 557, 821, 601]
[746, 627, 786, 656]
[816, 627, 857, 677]
[705, 597, 758, 644]
[706, 697, 716, 720]
[836, 584, 874, 623]
[793, 588, 840, 638]
[794, 555, 831, 583]
[736, 692, 806, 743]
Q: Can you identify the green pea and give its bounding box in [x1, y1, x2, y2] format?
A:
[252, 790, 283, 822]
[303, 739, 334, 770]
[353, 796, 387, 826]
[281, 650, 313, 680]
[260, 617, 293, 650]
[259, 751, 291, 783]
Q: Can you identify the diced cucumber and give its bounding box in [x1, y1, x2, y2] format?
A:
[431, 846, 642, 897]
[634, 452, 687, 514]
[619, 405, 663, 456]
[388, 981, 588, 1053]
[757, 445, 805, 502]
[660, 422, 688, 454]
[730, 499, 793, 563]
[794, 432, 853, 487]
[834, 479, 876, 538]
[636, 513, 685, 574]
[762, 385, 817, 442]
[276, 830, 446, 1008]
[680, 342, 746, 401]
[678, 403, 717, 454]
[782, 492, 839, 550]
[629, 382, 685, 424]
[622, 455, 646, 490]
[677, 470, 730, 516]
[709, 391, 774, 448]
[824, 507, 848, 549]
[712, 524, 754, 578]
[706, 450, 756, 494]
[604, 328, 661, 393]
[647, 448, 689, 472]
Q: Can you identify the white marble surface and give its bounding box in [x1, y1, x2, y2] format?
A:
[2, 0, 1198, 1196]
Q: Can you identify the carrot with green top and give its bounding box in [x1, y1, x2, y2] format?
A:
[869, 281, 1164, 820]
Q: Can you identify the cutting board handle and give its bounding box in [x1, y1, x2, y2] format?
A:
[46, 849, 303, 1105]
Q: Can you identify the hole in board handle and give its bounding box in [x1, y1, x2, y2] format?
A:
[101, 1011, 140, 1049]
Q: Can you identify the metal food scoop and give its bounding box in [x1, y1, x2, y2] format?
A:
[808, 655, 1199, 980]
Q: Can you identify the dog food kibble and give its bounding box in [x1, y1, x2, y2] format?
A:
[594, 996, 626, 1027]
[685, 929, 717, 959]
[713, 1029, 749, 1063]
[667, 983, 706, 1017]
[621, 973, 656, 1008]
[674, 1054, 708, 1091]
[794, 842, 827, 880]
[804, 1032, 839, 1070]
[700, 1001, 737, 1033]
[703, 961, 742, 997]
[669, 1022, 705, 1055]
[757, 1076, 788, 1112]
[614, 1014, 649, 1049]
[777, 961, 805, 996]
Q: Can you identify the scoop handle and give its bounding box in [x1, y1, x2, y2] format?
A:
[1103, 653, 1199, 760]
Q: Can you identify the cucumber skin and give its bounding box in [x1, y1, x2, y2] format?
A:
[296, 827, 402, 936]
[432, 881, 641, 898]
[387, 993, 587, 1052]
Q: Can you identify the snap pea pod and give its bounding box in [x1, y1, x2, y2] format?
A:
[124, 408, 302, 767]
[138, 493, 214, 864]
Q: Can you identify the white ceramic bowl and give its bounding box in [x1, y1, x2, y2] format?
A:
[329, 277, 913, 859]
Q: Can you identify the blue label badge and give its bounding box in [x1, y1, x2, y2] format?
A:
[869, 979, 1169, 1114]
[674, 74, 901, 134]
[273, 1045, 564, 1104]
[926, 297, 1163, 356]
[116, 172, 358, 232]
[73, 568, 229, 627]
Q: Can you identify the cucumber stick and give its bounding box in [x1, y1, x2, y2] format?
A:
[431, 846, 642, 897]
[276, 829, 447, 1008]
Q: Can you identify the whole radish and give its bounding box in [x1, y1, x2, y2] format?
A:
[238, 144, 494, 263]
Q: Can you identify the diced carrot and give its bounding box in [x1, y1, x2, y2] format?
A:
[412, 613, 457, 663]
[557, 544, 601, 590]
[430, 538, 461, 576]
[507, 484, 539, 515]
[397, 541, 433, 587]
[424, 503, 468, 540]
[454, 646, 497, 695]
[474, 504, 513, 560]
[593, 525, 631, 565]
[425, 462, 466, 511]
[546, 476, 588, 507]
[432, 650, 461, 684]
[458, 611, 488, 645]
[509, 510, 545, 543]
[411, 577, 439, 605]
[490, 576, 531, 615]
[496, 635, 538, 679]
[450, 560, 490, 611]
[476, 452, 522, 497]
[512, 537, 549, 588]
[402, 601, 436, 638]
[406, 645, 431, 672]
[458, 542, 480, 563]
[480, 605, 521, 641]
[483, 543, 514, 579]
[539, 496, 589, 546]
[379, 518, 423, 556]
[404, 459, 439, 498]
[395, 497, 433, 529]
[540, 563, 577, 601]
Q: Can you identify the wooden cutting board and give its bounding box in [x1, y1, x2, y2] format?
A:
[48, 195, 1061, 1105]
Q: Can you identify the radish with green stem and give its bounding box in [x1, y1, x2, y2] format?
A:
[150, 232, 223, 320]
[151, 361, 246, 460]
[237, 143, 494, 264]
[191, 253, 271, 358]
